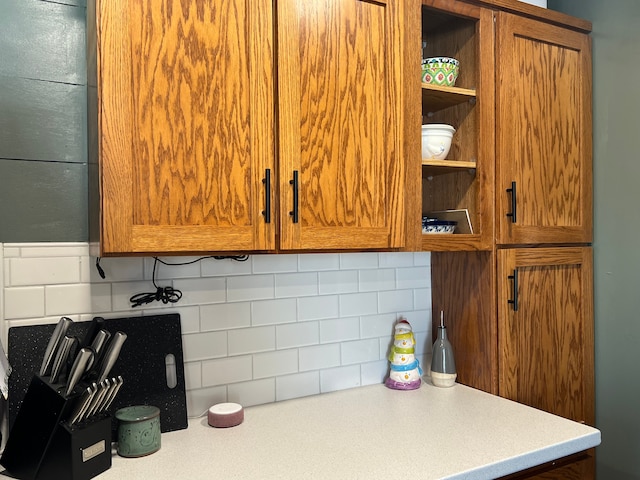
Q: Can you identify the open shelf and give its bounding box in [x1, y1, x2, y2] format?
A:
[422, 84, 476, 113]
[422, 159, 477, 177]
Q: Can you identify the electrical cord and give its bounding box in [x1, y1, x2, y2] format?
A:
[126, 255, 249, 308]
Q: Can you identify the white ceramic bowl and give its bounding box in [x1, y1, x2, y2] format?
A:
[421, 124, 455, 160]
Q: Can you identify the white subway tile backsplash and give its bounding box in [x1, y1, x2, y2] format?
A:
[358, 269, 395, 292]
[396, 266, 430, 289]
[298, 253, 340, 271]
[201, 257, 252, 277]
[182, 331, 228, 362]
[173, 277, 226, 305]
[2, 243, 432, 413]
[146, 257, 202, 280]
[378, 289, 414, 314]
[228, 326, 275, 355]
[341, 338, 380, 365]
[413, 252, 431, 266]
[299, 343, 341, 371]
[186, 385, 227, 418]
[200, 302, 251, 331]
[202, 355, 253, 387]
[251, 298, 296, 326]
[184, 362, 203, 390]
[276, 371, 320, 401]
[340, 252, 379, 270]
[276, 321, 319, 349]
[17, 244, 89, 257]
[378, 252, 415, 268]
[252, 254, 298, 274]
[320, 365, 361, 393]
[9, 257, 80, 286]
[45, 283, 111, 316]
[227, 274, 274, 302]
[228, 378, 276, 407]
[318, 270, 358, 295]
[414, 288, 432, 311]
[297, 295, 339, 321]
[402, 310, 430, 334]
[339, 292, 378, 317]
[4, 286, 45, 319]
[319, 317, 360, 344]
[253, 349, 298, 379]
[361, 360, 388, 386]
[83, 256, 144, 283]
[360, 313, 396, 339]
[275, 272, 318, 298]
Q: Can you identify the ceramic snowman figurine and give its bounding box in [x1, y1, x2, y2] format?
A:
[385, 318, 422, 390]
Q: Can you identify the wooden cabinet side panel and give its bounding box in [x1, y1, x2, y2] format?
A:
[498, 247, 594, 425]
[431, 251, 498, 394]
[278, 0, 406, 250]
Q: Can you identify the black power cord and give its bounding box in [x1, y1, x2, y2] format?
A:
[128, 255, 249, 308]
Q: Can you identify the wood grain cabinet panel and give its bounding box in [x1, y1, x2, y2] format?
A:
[496, 12, 592, 245]
[90, 0, 408, 255]
[497, 247, 594, 426]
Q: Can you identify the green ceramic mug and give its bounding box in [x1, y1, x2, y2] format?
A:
[115, 405, 161, 458]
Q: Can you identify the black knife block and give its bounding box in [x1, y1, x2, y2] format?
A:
[1, 375, 112, 480]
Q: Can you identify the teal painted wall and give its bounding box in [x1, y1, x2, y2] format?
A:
[0, 0, 88, 242]
[549, 1, 640, 478]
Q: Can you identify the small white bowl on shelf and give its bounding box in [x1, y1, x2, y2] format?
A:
[422, 124, 455, 160]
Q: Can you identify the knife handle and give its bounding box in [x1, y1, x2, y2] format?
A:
[50, 335, 76, 384]
[65, 347, 93, 396]
[39, 317, 73, 376]
[79, 317, 105, 349]
[97, 331, 127, 383]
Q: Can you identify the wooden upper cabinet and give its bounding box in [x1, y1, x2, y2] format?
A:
[277, 0, 406, 250]
[94, 0, 276, 255]
[93, 0, 407, 255]
[497, 247, 594, 425]
[495, 13, 592, 245]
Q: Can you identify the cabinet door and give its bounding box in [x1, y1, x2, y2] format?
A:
[496, 13, 592, 245]
[277, 0, 406, 250]
[95, 0, 275, 255]
[497, 247, 594, 425]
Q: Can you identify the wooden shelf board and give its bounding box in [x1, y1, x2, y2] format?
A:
[422, 159, 477, 176]
[422, 84, 477, 112]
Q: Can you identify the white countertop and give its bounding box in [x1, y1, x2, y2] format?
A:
[93, 380, 599, 480]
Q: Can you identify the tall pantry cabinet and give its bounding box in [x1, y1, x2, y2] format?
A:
[88, 0, 409, 256]
[424, 1, 594, 479]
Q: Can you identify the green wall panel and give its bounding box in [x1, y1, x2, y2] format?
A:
[0, 76, 87, 163]
[0, 159, 87, 242]
[0, 0, 86, 84]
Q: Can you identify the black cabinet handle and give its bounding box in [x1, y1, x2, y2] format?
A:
[289, 170, 299, 223]
[262, 169, 271, 224]
[508, 268, 519, 312]
[506, 181, 517, 223]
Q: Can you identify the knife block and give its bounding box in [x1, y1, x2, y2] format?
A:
[1, 375, 112, 480]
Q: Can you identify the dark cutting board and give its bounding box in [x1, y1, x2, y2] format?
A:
[7, 313, 188, 437]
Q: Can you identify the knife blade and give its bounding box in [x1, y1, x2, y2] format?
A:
[96, 331, 127, 383]
[64, 347, 93, 396]
[50, 335, 76, 384]
[39, 317, 73, 376]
